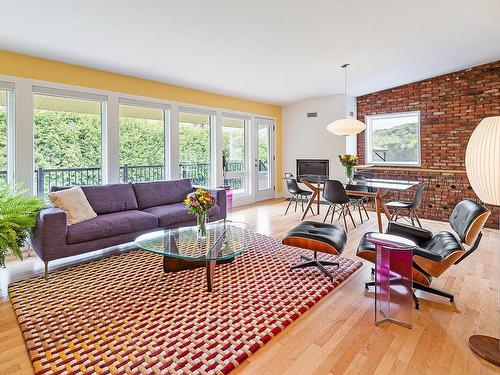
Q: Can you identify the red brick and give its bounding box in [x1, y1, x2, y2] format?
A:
[357, 61, 500, 228]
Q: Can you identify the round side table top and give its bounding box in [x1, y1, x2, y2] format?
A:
[365, 232, 416, 250]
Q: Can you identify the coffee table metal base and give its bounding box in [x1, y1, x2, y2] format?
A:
[163, 256, 235, 292]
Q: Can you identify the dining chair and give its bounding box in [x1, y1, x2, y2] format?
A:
[386, 183, 426, 227]
[322, 180, 357, 232]
[284, 173, 313, 215]
[346, 184, 370, 224]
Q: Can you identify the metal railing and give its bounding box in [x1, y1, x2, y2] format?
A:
[0, 161, 250, 195]
[28, 161, 247, 196]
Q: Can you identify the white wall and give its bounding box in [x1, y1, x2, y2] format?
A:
[281, 94, 357, 196]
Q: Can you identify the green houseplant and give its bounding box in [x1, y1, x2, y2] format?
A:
[0, 186, 43, 268]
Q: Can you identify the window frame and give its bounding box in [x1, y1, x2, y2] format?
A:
[0, 82, 15, 188]
[32, 87, 107, 195]
[365, 111, 421, 167]
[118, 98, 170, 183]
[178, 107, 216, 187]
[221, 113, 250, 196]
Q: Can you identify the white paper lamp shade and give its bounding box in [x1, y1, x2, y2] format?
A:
[465, 116, 500, 206]
[326, 118, 366, 136]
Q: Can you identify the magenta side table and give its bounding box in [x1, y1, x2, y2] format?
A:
[366, 233, 416, 329]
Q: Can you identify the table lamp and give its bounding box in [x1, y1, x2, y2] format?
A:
[465, 116, 500, 365]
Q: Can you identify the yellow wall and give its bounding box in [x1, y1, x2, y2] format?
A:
[0, 50, 282, 192]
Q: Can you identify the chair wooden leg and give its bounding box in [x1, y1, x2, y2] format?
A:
[331, 204, 337, 223]
[341, 206, 348, 233]
[346, 205, 356, 227]
[410, 210, 415, 226]
[390, 210, 396, 221]
[358, 203, 363, 223]
[285, 196, 293, 215]
[294, 195, 298, 212]
[323, 205, 332, 223]
[301, 195, 305, 212]
[414, 211, 422, 228]
[363, 203, 369, 220]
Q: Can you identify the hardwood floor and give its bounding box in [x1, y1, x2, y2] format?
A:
[0, 198, 499, 374]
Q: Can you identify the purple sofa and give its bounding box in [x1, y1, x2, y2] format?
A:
[31, 179, 226, 274]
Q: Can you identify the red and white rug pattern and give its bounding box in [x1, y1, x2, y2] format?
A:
[9, 232, 361, 374]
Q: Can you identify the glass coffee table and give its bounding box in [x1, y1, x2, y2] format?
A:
[135, 221, 251, 292]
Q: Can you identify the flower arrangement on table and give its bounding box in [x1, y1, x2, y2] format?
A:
[338, 154, 359, 182]
[184, 188, 215, 238]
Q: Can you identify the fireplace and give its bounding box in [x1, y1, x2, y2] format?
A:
[296, 159, 329, 182]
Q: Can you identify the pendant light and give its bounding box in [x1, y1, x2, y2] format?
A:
[326, 63, 366, 136]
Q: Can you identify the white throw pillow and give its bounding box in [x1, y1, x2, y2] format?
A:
[48, 186, 97, 225]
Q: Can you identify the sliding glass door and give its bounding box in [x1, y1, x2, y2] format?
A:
[255, 117, 275, 201]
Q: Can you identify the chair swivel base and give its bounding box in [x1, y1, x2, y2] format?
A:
[291, 254, 339, 281]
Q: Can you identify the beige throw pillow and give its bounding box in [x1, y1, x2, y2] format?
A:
[48, 186, 97, 225]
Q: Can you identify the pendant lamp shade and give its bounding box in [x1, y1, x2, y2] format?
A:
[465, 116, 500, 205]
[326, 63, 366, 136]
[326, 118, 366, 136]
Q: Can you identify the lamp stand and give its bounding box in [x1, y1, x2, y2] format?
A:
[468, 220, 500, 366]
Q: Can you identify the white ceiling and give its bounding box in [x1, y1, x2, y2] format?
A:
[1, 0, 499, 105]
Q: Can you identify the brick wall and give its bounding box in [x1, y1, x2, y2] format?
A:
[357, 61, 499, 228]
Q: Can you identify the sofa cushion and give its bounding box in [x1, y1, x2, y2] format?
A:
[48, 186, 97, 225]
[51, 184, 139, 214]
[143, 203, 221, 227]
[81, 184, 139, 214]
[66, 210, 158, 244]
[133, 179, 193, 209]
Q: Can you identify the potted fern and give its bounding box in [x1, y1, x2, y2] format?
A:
[0, 187, 43, 268]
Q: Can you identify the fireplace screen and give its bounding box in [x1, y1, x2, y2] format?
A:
[296, 159, 329, 181]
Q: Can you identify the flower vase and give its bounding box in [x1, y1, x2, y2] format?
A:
[196, 211, 208, 239]
[345, 165, 354, 184]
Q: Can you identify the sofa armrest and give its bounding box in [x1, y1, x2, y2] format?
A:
[193, 185, 227, 218]
[30, 207, 68, 261]
[386, 221, 433, 247]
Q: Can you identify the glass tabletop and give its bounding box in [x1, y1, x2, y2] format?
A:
[134, 221, 252, 261]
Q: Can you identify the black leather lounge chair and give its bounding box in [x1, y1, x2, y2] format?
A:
[356, 199, 491, 308]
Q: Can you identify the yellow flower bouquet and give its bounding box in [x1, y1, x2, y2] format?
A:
[338, 154, 359, 182]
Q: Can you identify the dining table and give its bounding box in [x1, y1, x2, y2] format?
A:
[297, 175, 421, 233]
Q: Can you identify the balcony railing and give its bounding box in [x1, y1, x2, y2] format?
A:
[26, 162, 247, 196]
[0, 161, 252, 195]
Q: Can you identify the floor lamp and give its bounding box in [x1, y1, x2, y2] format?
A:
[465, 116, 500, 365]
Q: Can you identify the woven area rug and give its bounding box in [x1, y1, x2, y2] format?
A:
[9, 232, 361, 375]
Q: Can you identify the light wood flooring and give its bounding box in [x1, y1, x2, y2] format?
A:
[0, 198, 499, 374]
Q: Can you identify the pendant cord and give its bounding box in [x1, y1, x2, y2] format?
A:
[341, 63, 350, 118]
[344, 66, 347, 118]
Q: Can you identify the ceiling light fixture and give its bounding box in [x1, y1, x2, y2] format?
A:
[326, 64, 366, 136]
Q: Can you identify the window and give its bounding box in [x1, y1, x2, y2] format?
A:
[33, 89, 105, 196]
[119, 100, 167, 182]
[365, 111, 420, 166]
[0, 85, 13, 189]
[178, 109, 213, 186]
[222, 115, 248, 194]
